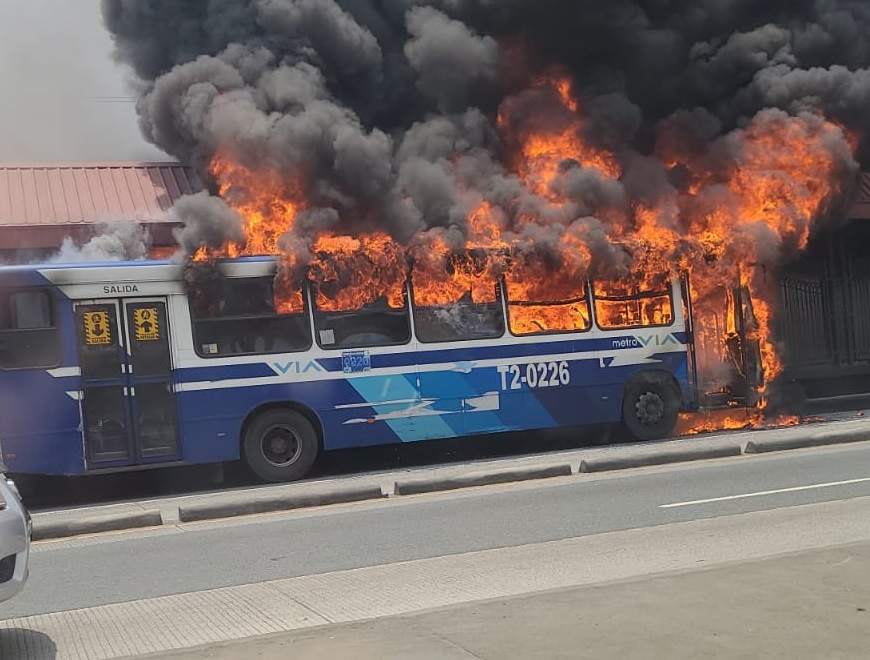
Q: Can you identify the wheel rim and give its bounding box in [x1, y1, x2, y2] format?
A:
[635, 391, 665, 426]
[260, 424, 303, 468]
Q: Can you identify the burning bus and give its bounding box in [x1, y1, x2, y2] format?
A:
[0, 253, 692, 482]
[1, 1, 868, 480]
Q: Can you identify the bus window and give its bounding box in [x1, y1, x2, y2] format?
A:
[413, 289, 505, 343]
[313, 297, 411, 349]
[191, 277, 311, 357]
[0, 289, 62, 369]
[593, 281, 674, 329]
[506, 281, 591, 336]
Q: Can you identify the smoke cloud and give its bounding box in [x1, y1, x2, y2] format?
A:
[49, 224, 152, 263]
[404, 6, 498, 112]
[171, 191, 245, 254]
[101, 0, 865, 270]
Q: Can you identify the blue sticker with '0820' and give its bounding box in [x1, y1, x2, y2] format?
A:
[342, 350, 371, 373]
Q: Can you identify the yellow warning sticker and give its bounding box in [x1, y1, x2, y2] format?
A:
[133, 307, 159, 342]
[82, 310, 111, 346]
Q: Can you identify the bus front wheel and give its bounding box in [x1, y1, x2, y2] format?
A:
[243, 409, 319, 482]
[621, 377, 680, 442]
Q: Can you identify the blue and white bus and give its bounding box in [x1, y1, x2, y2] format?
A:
[0, 257, 697, 482]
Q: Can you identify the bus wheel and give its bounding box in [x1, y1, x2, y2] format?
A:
[622, 377, 680, 442]
[243, 409, 319, 483]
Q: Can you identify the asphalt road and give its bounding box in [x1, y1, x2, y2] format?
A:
[4, 441, 870, 621]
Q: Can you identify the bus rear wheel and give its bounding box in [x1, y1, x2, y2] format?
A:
[622, 377, 680, 442]
[243, 409, 319, 483]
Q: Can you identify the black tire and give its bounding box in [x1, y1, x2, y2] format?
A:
[242, 409, 319, 483]
[622, 376, 680, 442]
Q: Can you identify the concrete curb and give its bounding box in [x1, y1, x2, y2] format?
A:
[178, 486, 386, 523]
[579, 445, 743, 473]
[394, 464, 573, 496]
[32, 510, 163, 541]
[745, 429, 870, 454]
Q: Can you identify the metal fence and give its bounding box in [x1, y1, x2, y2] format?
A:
[847, 275, 870, 363]
[779, 276, 833, 368]
[780, 273, 870, 371]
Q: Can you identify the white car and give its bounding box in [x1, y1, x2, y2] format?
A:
[0, 469, 30, 603]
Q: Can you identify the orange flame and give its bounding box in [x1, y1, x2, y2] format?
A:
[310, 232, 407, 312]
[411, 237, 504, 308]
[505, 249, 592, 334]
[497, 74, 621, 199]
[678, 410, 801, 436]
[593, 281, 675, 329]
[210, 155, 302, 256]
[189, 71, 853, 434]
[195, 155, 305, 311]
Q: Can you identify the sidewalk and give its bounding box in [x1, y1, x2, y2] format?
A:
[150, 541, 870, 660]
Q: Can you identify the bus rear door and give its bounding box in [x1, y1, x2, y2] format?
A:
[74, 297, 181, 468]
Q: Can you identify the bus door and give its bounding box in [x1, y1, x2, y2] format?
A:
[75, 298, 181, 467]
[680, 277, 700, 410]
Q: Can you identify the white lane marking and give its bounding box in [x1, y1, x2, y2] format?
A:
[659, 477, 870, 508]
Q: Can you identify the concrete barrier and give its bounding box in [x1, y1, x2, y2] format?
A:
[394, 464, 573, 496]
[32, 510, 163, 541]
[745, 428, 870, 454]
[178, 486, 385, 523]
[579, 445, 742, 473]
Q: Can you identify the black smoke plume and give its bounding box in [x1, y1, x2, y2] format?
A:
[101, 0, 865, 256]
[100, 0, 870, 410]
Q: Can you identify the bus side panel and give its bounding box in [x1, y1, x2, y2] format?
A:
[593, 349, 690, 420]
[456, 354, 606, 433]
[175, 389, 248, 464]
[326, 353, 626, 440]
[0, 301, 85, 476]
[0, 371, 84, 475]
[319, 372, 432, 445]
[175, 378, 407, 462]
[174, 333, 691, 461]
[324, 354, 617, 441]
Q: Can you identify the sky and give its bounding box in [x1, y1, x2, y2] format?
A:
[0, 0, 169, 163]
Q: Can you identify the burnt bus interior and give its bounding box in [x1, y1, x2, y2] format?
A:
[696, 214, 870, 414]
[690, 280, 760, 410]
[189, 274, 674, 356]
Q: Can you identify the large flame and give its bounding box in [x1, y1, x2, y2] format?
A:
[208, 155, 302, 257]
[310, 232, 407, 312]
[505, 250, 592, 335]
[197, 154, 306, 312]
[192, 71, 852, 427]
[411, 238, 504, 308]
[498, 75, 621, 200]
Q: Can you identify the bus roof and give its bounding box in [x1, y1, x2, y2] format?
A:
[0, 256, 281, 290]
[0, 255, 277, 273]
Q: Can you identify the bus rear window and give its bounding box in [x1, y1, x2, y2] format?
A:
[0, 289, 62, 369]
[191, 277, 311, 357]
[593, 282, 674, 329]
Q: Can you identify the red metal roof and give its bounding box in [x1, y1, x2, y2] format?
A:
[0, 162, 202, 227]
[0, 162, 204, 250]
